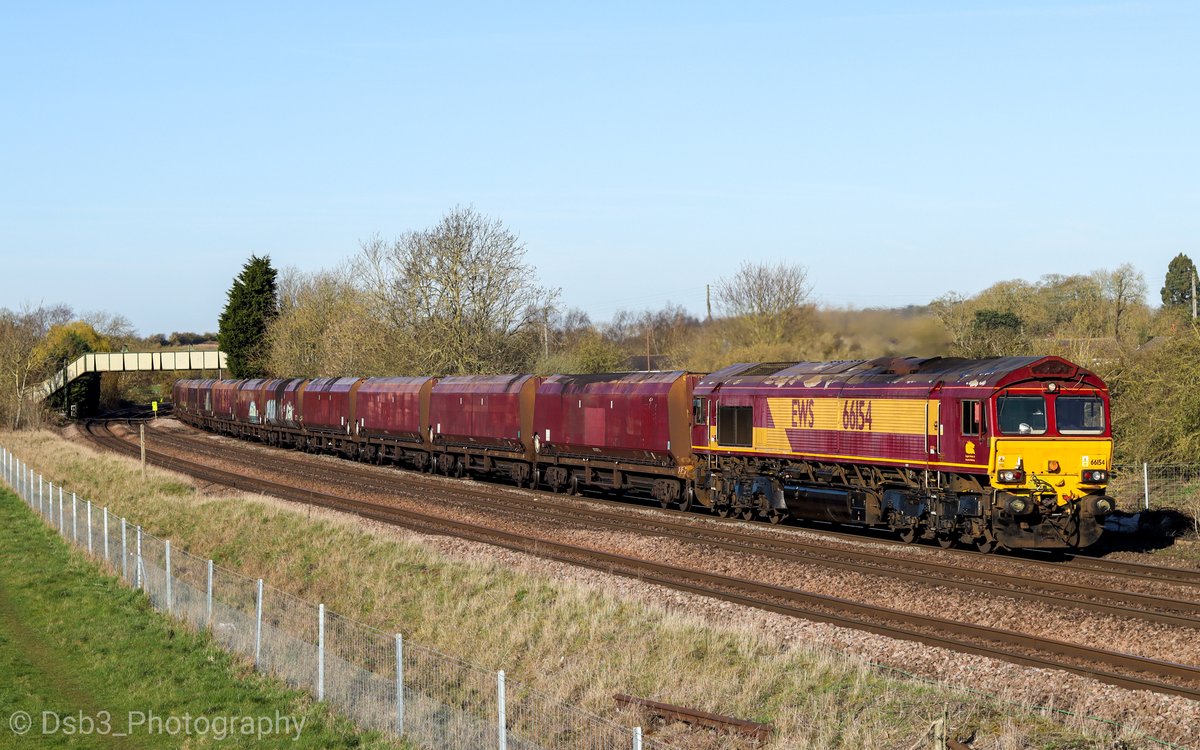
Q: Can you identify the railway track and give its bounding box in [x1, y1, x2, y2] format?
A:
[128, 418, 1200, 626]
[79, 417, 1200, 702]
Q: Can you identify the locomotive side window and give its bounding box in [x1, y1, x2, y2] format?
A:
[997, 395, 1047, 435]
[717, 405, 753, 447]
[693, 397, 708, 425]
[1056, 396, 1105, 434]
[961, 400, 983, 435]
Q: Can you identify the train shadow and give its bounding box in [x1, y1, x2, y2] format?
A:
[1090, 509, 1197, 554]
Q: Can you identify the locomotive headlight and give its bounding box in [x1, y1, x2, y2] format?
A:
[1089, 496, 1115, 515]
[1081, 470, 1108, 484]
[997, 469, 1025, 484]
[1007, 497, 1029, 514]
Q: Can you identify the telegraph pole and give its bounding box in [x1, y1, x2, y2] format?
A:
[1192, 268, 1196, 320]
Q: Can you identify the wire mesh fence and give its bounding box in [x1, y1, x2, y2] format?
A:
[1112, 464, 1200, 509]
[0, 446, 673, 750]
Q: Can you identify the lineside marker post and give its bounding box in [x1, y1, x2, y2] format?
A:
[395, 633, 404, 736]
[86, 501, 93, 555]
[317, 603, 325, 701]
[140, 423, 146, 478]
[254, 578, 263, 669]
[165, 540, 172, 614]
[206, 560, 213, 630]
[1144, 462, 1150, 510]
[498, 670, 507, 750]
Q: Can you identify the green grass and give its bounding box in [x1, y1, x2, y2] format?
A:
[0, 489, 406, 749]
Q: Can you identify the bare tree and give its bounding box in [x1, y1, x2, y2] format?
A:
[357, 207, 558, 375]
[713, 261, 813, 347]
[0, 302, 72, 428]
[1098, 263, 1148, 342]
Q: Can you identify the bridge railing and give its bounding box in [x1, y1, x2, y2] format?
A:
[35, 350, 227, 400]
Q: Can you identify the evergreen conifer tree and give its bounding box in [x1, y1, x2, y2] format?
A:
[1161, 253, 1196, 309]
[218, 255, 278, 377]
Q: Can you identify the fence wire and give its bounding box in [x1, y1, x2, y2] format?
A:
[1, 446, 671, 750]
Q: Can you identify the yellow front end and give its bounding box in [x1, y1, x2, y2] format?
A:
[992, 438, 1113, 506]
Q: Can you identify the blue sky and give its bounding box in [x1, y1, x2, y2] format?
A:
[1, 1, 1195, 335]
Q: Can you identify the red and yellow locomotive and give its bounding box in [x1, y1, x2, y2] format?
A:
[691, 356, 1115, 551]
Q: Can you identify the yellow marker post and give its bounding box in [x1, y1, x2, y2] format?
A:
[151, 401, 158, 419]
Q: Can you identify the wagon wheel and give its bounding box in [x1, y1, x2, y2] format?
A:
[898, 527, 918, 544]
[974, 533, 998, 554]
[739, 508, 757, 521]
[567, 476, 579, 496]
[715, 505, 732, 518]
[676, 486, 694, 513]
[527, 468, 541, 489]
[936, 535, 956, 549]
[766, 509, 788, 525]
[453, 461, 465, 479]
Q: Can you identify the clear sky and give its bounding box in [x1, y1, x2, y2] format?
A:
[1, 1, 1196, 336]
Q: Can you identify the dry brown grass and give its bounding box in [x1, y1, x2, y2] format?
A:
[1, 428, 1157, 749]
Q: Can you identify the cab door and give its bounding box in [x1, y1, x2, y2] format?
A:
[926, 384, 942, 463]
[691, 391, 713, 448]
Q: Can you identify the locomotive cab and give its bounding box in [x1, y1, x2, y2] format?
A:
[984, 374, 1116, 549]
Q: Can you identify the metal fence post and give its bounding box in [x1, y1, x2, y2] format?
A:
[634, 726, 643, 750]
[38, 474, 43, 515]
[1143, 462, 1150, 510]
[206, 560, 214, 629]
[395, 633, 404, 736]
[136, 525, 143, 589]
[498, 670, 507, 750]
[165, 540, 173, 614]
[58, 489, 64, 534]
[47, 482, 53, 526]
[103, 508, 110, 562]
[121, 518, 128, 581]
[317, 603, 325, 701]
[254, 578, 264, 669]
[87, 501, 93, 555]
[72, 493, 78, 542]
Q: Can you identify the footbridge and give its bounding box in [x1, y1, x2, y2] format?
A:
[36, 350, 227, 400]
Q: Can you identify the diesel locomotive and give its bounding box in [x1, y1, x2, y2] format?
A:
[173, 355, 1116, 552]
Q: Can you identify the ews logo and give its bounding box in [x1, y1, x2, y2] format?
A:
[790, 399, 815, 428]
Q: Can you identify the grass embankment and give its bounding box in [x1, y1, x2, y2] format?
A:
[0, 487, 402, 749]
[1, 429, 1145, 748]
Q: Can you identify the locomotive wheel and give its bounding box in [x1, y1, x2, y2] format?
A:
[898, 527, 918, 544]
[767, 509, 787, 524]
[975, 536, 998, 554]
[739, 509, 756, 521]
[715, 505, 732, 518]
